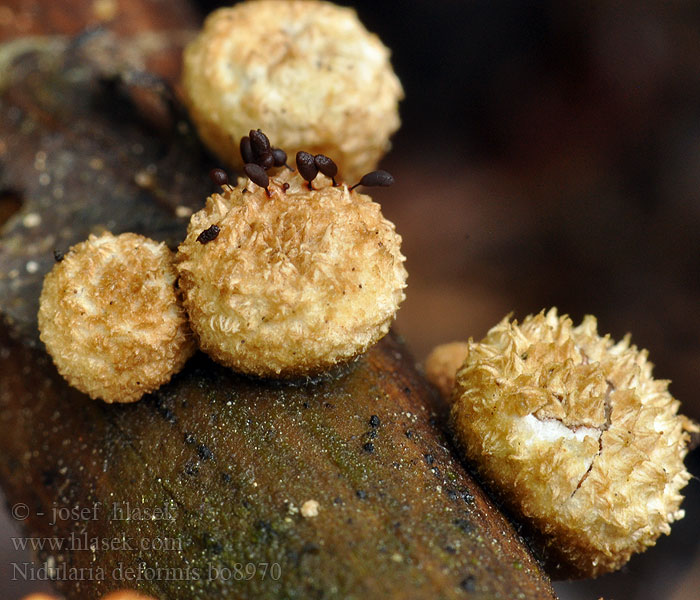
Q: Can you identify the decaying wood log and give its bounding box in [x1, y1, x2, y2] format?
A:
[0, 2, 557, 598]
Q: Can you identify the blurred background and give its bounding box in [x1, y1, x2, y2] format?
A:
[2, 1, 699, 598]
[352, 3, 700, 599]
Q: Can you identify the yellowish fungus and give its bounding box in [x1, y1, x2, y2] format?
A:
[450, 308, 698, 578]
[425, 341, 469, 400]
[182, 0, 403, 182]
[176, 167, 407, 378]
[38, 232, 195, 403]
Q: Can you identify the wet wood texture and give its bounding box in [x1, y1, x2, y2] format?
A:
[0, 1, 557, 598]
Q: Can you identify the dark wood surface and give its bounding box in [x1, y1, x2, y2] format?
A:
[1, 1, 699, 599]
[0, 1, 556, 598]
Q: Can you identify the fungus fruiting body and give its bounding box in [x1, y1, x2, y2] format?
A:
[182, 0, 404, 182]
[449, 309, 697, 578]
[196, 224, 221, 244]
[296, 151, 318, 189]
[209, 167, 229, 187]
[38, 232, 195, 403]
[424, 341, 469, 400]
[243, 163, 270, 193]
[350, 169, 395, 190]
[176, 167, 407, 378]
[315, 154, 339, 185]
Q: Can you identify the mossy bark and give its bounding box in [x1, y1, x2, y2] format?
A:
[0, 11, 557, 600]
[0, 329, 557, 599]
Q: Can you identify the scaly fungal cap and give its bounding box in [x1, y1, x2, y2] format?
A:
[450, 308, 698, 578]
[176, 167, 407, 378]
[38, 232, 195, 403]
[182, 0, 404, 182]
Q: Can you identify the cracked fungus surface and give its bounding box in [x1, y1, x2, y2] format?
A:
[182, 0, 403, 182]
[38, 233, 195, 403]
[450, 308, 697, 578]
[176, 168, 407, 378]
